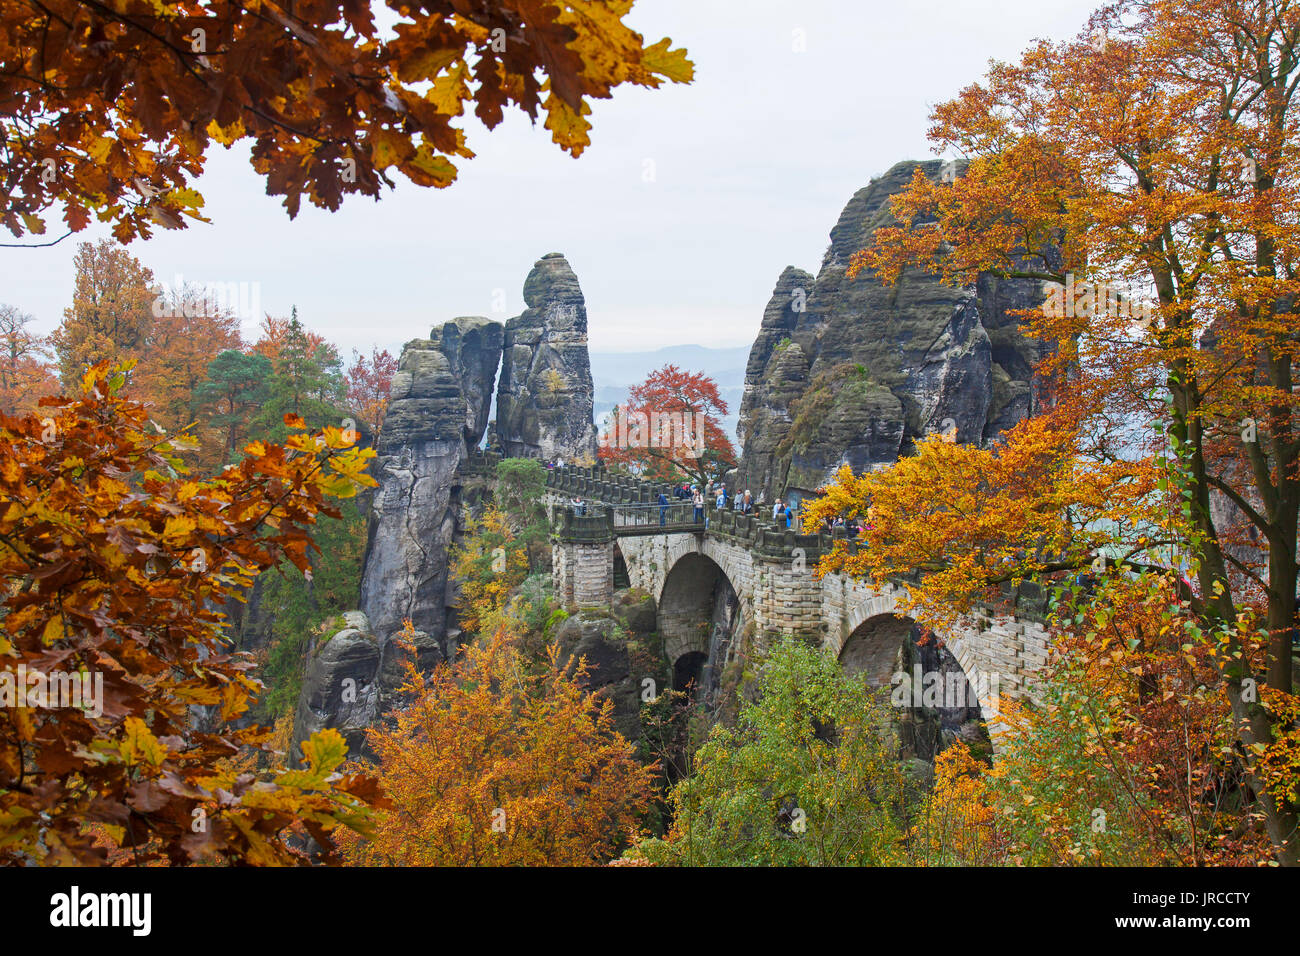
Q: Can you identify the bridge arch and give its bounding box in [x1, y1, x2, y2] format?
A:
[837, 610, 995, 761]
[827, 578, 997, 717]
[659, 553, 732, 664]
[612, 542, 630, 590]
[658, 552, 745, 705]
[838, 612, 919, 687]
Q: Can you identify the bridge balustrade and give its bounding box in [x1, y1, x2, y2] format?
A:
[548, 466, 847, 547]
[608, 500, 702, 531]
[555, 505, 613, 542]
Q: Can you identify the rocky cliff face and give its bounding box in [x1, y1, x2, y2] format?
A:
[294, 316, 503, 755]
[734, 160, 1052, 501]
[552, 588, 663, 744]
[358, 316, 504, 648]
[495, 253, 598, 462]
[292, 253, 605, 757]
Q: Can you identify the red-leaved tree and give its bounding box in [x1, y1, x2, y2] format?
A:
[597, 364, 735, 489]
[345, 347, 399, 440]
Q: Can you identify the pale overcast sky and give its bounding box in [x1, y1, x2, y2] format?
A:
[1, 0, 1100, 356]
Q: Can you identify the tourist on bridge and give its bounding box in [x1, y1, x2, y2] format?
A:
[692, 488, 704, 524]
[657, 490, 669, 526]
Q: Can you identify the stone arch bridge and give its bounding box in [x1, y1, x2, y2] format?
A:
[546, 465, 1054, 742]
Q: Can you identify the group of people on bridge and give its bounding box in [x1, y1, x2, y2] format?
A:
[550, 457, 885, 541]
[653, 481, 762, 527]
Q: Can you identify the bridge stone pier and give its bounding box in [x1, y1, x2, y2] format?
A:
[545, 465, 1053, 748]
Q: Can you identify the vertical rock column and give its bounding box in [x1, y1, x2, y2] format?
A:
[293, 317, 503, 756]
[358, 317, 504, 650]
[495, 253, 598, 462]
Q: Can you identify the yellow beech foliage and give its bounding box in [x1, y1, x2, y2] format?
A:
[0, 303, 57, 417]
[449, 505, 529, 636]
[910, 741, 1008, 866]
[913, 575, 1280, 866]
[341, 623, 655, 866]
[0, 363, 382, 864]
[803, 412, 1161, 628]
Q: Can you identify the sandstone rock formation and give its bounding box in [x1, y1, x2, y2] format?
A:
[292, 253, 606, 757]
[552, 588, 664, 743]
[736, 265, 813, 453]
[734, 160, 1053, 501]
[495, 253, 598, 462]
[293, 316, 503, 756]
[358, 316, 504, 649]
[293, 611, 381, 757]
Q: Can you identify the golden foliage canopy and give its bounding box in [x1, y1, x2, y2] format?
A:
[0, 363, 381, 864]
[341, 624, 655, 866]
[815, 0, 1300, 864]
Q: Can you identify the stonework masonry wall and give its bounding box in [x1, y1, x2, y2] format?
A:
[544, 471, 1051, 754]
[552, 539, 613, 607]
[591, 527, 1051, 750]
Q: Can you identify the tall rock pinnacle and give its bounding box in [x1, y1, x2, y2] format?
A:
[295, 316, 505, 756]
[494, 253, 598, 462]
[357, 316, 504, 652]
